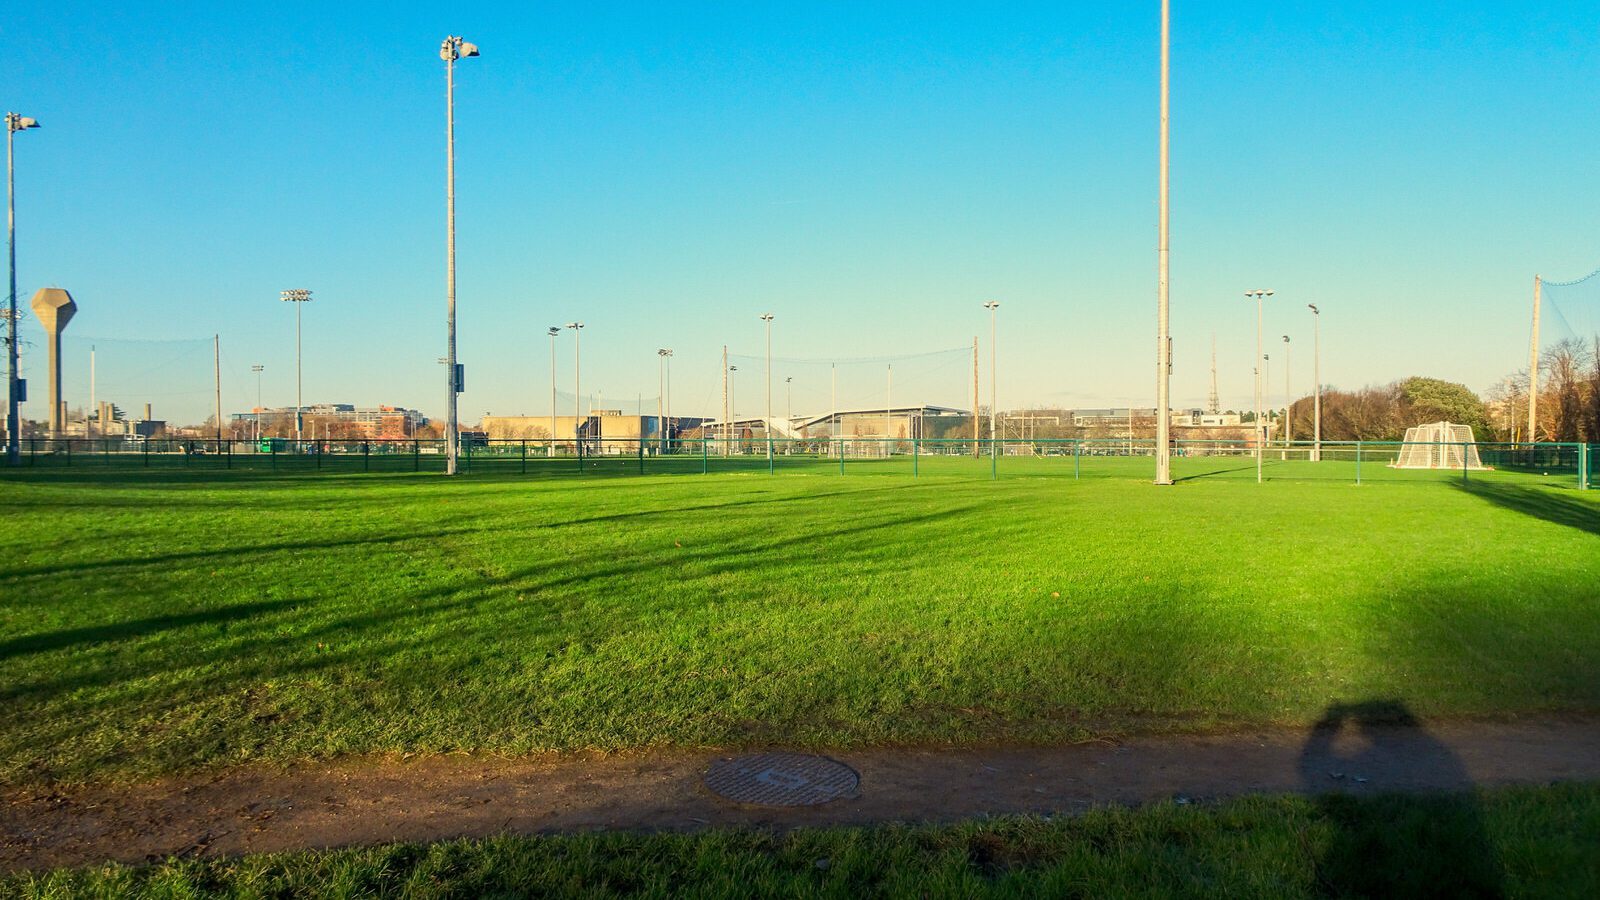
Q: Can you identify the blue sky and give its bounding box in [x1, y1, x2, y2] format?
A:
[8, 1, 1598, 424]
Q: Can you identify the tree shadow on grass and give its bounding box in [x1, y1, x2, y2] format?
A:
[0, 598, 298, 659]
[1299, 700, 1502, 898]
[1458, 480, 1600, 538]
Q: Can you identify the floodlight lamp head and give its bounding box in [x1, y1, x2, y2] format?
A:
[440, 37, 479, 61]
[1283, 335, 1290, 343]
[565, 321, 583, 330]
[7, 114, 40, 132]
[1264, 290, 1275, 297]
[983, 300, 999, 310]
[280, 289, 313, 303]
[548, 327, 560, 336]
[1308, 303, 1319, 314]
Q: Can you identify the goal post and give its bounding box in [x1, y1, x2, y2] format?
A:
[1390, 422, 1488, 470]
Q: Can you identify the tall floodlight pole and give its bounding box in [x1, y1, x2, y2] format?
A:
[1153, 0, 1173, 485]
[983, 300, 999, 457]
[280, 289, 313, 442]
[786, 376, 792, 426]
[1281, 335, 1291, 459]
[1308, 304, 1321, 461]
[1246, 290, 1273, 483]
[566, 322, 583, 447]
[1527, 275, 1541, 443]
[6, 112, 40, 465]
[441, 35, 479, 476]
[729, 365, 738, 452]
[760, 313, 774, 462]
[547, 327, 560, 455]
[661, 348, 672, 452]
[657, 348, 672, 452]
[251, 365, 264, 440]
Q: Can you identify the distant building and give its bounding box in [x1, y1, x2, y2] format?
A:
[231, 404, 429, 439]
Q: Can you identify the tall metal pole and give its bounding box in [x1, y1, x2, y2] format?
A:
[761, 313, 774, 462]
[1154, 0, 1173, 485]
[984, 301, 998, 457]
[214, 334, 223, 442]
[252, 364, 264, 441]
[89, 346, 96, 439]
[567, 322, 583, 449]
[722, 345, 729, 453]
[1308, 305, 1320, 461]
[7, 113, 40, 465]
[657, 349, 665, 452]
[830, 362, 837, 440]
[547, 327, 559, 456]
[1523, 273, 1536, 441]
[440, 37, 477, 475]
[664, 349, 672, 452]
[1282, 335, 1291, 459]
[972, 336, 980, 457]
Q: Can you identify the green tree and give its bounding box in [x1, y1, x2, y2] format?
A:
[1396, 377, 1489, 436]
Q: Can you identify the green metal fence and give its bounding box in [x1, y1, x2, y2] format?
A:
[4, 437, 1592, 489]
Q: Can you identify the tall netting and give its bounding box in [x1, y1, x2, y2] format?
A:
[1391, 422, 1486, 469]
[723, 346, 974, 435]
[1540, 268, 1600, 351]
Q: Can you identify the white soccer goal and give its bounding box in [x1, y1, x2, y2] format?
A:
[1390, 421, 1488, 470]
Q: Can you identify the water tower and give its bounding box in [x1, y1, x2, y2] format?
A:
[29, 288, 76, 435]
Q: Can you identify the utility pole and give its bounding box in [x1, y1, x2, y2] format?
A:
[1153, 0, 1173, 485]
[721, 345, 729, 454]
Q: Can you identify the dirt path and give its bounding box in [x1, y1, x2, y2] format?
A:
[6, 715, 1600, 872]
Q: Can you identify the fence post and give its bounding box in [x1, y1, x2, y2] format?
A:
[413, 440, 420, 472]
[913, 435, 919, 477]
[639, 438, 645, 476]
[839, 439, 845, 475]
[1462, 441, 1468, 485]
[1581, 443, 1590, 491]
[1074, 439, 1081, 480]
[65, 440, 72, 467]
[1356, 441, 1362, 485]
[226, 440, 233, 470]
[991, 440, 997, 479]
[364, 442, 371, 472]
[143, 440, 150, 467]
[521, 439, 527, 475]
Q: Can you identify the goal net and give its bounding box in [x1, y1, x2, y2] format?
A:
[1390, 421, 1488, 469]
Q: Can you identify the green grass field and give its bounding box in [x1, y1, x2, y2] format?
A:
[3, 463, 1598, 785]
[9, 784, 1598, 898]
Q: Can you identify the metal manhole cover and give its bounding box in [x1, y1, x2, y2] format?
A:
[704, 752, 860, 807]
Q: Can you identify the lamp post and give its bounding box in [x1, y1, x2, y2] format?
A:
[1154, 0, 1173, 485]
[566, 322, 583, 449]
[659, 348, 673, 453]
[6, 112, 40, 465]
[760, 313, 774, 463]
[280, 289, 313, 443]
[251, 364, 264, 441]
[441, 35, 479, 476]
[1307, 304, 1321, 461]
[1281, 334, 1291, 458]
[1245, 289, 1273, 483]
[983, 300, 999, 458]
[785, 376, 792, 427]
[657, 348, 671, 453]
[547, 327, 560, 456]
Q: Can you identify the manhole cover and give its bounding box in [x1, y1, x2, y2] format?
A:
[704, 752, 860, 807]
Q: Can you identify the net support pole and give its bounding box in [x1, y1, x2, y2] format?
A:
[1528, 275, 1541, 442]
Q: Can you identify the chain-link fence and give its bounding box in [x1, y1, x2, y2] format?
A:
[4, 437, 1593, 489]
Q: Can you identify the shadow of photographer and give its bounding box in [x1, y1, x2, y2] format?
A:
[1298, 700, 1503, 898]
